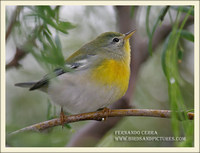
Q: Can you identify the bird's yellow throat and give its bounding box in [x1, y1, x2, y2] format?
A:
[91, 39, 131, 97]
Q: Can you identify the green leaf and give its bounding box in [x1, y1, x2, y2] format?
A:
[179, 30, 194, 42]
[130, 6, 135, 18]
[54, 34, 65, 65]
[161, 6, 194, 146]
[14, 6, 76, 72]
[47, 99, 53, 120]
[147, 6, 170, 55]
[54, 6, 61, 21]
[43, 24, 52, 36]
[43, 30, 55, 47]
[171, 6, 194, 16]
[26, 11, 75, 34]
[57, 21, 76, 31]
[55, 34, 62, 52]
[177, 49, 183, 61]
[145, 6, 151, 37]
[44, 6, 55, 18]
[186, 109, 194, 113]
[161, 35, 170, 76]
[64, 124, 71, 129]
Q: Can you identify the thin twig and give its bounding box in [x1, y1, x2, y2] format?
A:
[9, 109, 194, 136]
[6, 6, 22, 41]
[6, 48, 26, 69]
[6, 26, 43, 69]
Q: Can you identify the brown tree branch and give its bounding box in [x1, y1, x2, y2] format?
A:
[6, 7, 25, 69]
[9, 109, 194, 136]
[6, 48, 26, 69]
[6, 6, 22, 41]
[6, 26, 43, 69]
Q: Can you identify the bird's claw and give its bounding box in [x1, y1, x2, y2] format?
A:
[60, 107, 65, 128]
[100, 107, 111, 121]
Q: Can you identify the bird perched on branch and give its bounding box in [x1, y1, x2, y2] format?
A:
[15, 30, 135, 123]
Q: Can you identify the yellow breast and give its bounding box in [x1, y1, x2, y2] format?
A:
[91, 58, 130, 97]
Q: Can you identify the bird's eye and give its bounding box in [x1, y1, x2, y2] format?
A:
[113, 38, 119, 43]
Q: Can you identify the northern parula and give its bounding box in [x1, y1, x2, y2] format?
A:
[15, 30, 135, 115]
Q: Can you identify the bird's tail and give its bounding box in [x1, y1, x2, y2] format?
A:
[15, 82, 36, 88]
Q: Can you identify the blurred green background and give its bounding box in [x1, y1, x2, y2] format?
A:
[6, 6, 194, 147]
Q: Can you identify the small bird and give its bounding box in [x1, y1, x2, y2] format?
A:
[15, 30, 135, 120]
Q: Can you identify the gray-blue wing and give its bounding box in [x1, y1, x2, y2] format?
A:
[29, 67, 68, 90]
[28, 54, 97, 90]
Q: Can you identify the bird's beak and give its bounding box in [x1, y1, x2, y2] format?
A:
[124, 30, 136, 40]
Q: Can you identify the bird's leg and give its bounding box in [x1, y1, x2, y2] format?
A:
[60, 107, 65, 128]
[97, 107, 111, 121]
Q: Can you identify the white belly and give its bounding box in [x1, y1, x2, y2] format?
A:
[47, 72, 120, 114]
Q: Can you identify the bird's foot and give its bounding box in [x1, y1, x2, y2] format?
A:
[98, 107, 111, 121]
[60, 107, 65, 128]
